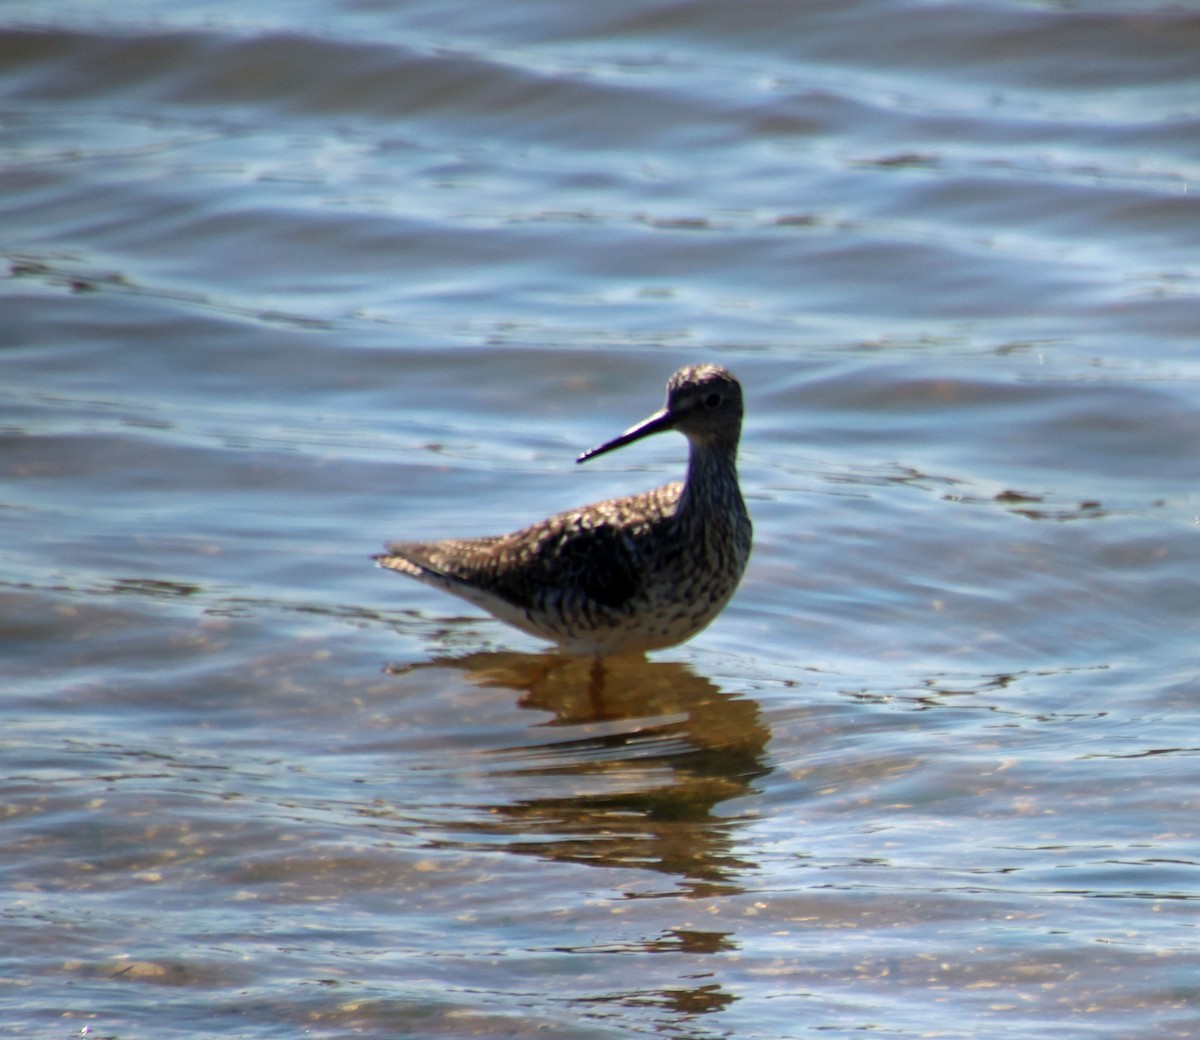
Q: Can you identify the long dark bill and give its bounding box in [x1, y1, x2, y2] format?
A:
[576, 407, 677, 464]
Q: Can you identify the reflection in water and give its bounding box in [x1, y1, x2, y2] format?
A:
[556, 926, 741, 1026]
[390, 652, 771, 896]
[381, 653, 768, 1025]
[583, 975, 736, 1018]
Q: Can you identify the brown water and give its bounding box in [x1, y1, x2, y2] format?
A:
[4, 1, 1200, 1037]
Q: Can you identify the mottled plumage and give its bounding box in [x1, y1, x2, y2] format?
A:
[375, 364, 751, 656]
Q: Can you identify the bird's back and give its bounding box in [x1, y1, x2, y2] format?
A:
[376, 480, 739, 655]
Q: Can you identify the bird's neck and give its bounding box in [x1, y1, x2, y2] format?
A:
[679, 437, 742, 517]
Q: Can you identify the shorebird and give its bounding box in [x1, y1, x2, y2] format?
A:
[375, 363, 751, 657]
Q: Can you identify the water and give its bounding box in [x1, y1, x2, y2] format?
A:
[3, 0, 1200, 1037]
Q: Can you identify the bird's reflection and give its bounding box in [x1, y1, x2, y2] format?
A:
[389, 651, 772, 896]
[582, 973, 736, 1017]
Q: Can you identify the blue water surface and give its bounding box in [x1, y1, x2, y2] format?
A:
[3, 1, 1200, 1037]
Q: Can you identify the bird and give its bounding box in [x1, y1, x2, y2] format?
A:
[374, 363, 751, 657]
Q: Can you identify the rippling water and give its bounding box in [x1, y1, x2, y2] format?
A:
[4, 1, 1200, 1037]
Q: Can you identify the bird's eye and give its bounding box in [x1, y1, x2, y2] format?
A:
[704, 392, 723, 410]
